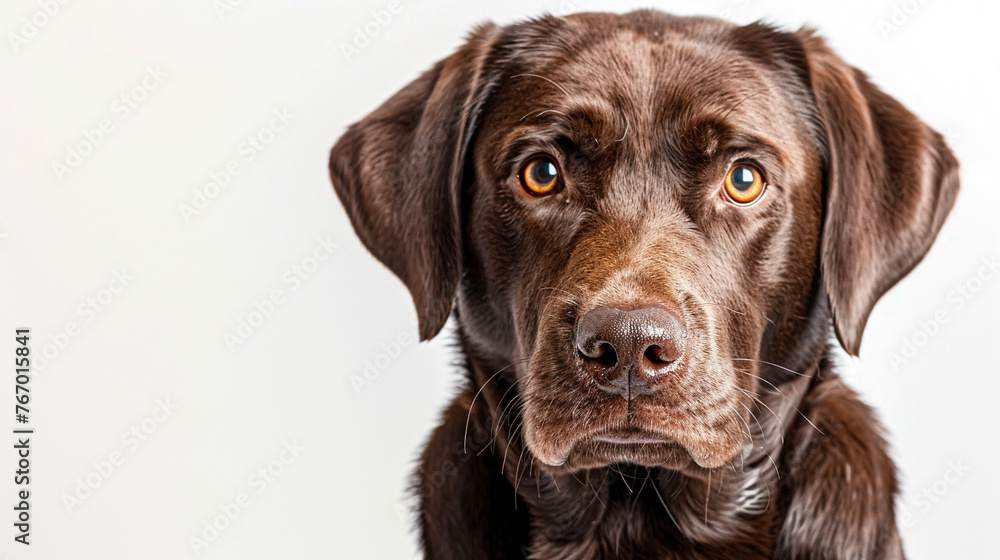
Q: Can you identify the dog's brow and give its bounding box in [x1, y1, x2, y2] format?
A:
[722, 132, 784, 160]
[509, 73, 572, 97]
[517, 104, 620, 143]
[679, 117, 784, 160]
[518, 109, 570, 122]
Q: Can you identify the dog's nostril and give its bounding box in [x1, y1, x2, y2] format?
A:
[594, 343, 618, 366]
[644, 344, 672, 365]
[579, 341, 618, 366]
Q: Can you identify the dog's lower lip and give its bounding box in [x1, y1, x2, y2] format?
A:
[591, 430, 672, 445]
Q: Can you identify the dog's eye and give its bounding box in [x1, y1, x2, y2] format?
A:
[724, 164, 765, 204]
[519, 156, 561, 196]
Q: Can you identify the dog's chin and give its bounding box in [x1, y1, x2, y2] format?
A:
[528, 427, 740, 473]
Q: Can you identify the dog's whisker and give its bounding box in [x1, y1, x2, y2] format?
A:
[733, 407, 755, 447]
[500, 416, 524, 472]
[491, 377, 527, 436]
[513, 436, 527, 488]
[510, 73, 572, 97]
[763, 476, 773, 513]
[720, 90, 761, 121]
[567, 469, 585, 489]
[547, 468, 560, 493]
[481, 392, 525, 456]
[650, 472, 682, 529]
[741, 401, 768, 443]
[613, 116, 630, 142]
[704, 470, 713, 525]
[699, 301, 746, 316]
[514, 435, 535, 507]
[538, 286, 580, 306]
[734, 367, 824, 436]
[535, 462, 542, 499]
[733, 367, 784, 396]
[736, 387, 786, 445]
[581, 469, 609, 511]
[631, 468, 651, 511]
[497, 397, 524, 440]
[513, 465, 526, 509]
[464, 358, 529, 453]
[732, 357, 813, 378]
[764, 448, 781, 482]
[672, 481, 688, 501]
[726, 409, 752, 448]
[613, 466, 634, 493]
[699, 301, 775, 327]
[510, 423, 530, 496]
[519, 108, 571, 122]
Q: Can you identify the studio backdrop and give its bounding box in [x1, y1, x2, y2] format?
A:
[0, 1, 996, 559]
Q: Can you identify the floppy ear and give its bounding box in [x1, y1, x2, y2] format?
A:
[797, 30, 960, 355]
[330, 25, 499, 341]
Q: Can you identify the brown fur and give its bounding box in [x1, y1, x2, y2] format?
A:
[329, 10, 958, 559]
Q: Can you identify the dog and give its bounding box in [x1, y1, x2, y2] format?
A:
[330, 10, 958, 559]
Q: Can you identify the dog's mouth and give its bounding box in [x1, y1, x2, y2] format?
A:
[521, 359, 749, 472]
[542, 432, 736, 472]
[590, 428, 673, 445]
[524, 392, 744, 472]
[543, 425, 695, 472]
[580, 428, 692, 468]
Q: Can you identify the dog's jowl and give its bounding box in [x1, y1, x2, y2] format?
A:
[330, 11, 958, 559]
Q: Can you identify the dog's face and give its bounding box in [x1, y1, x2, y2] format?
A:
[464, 21, 824, 471]
[331, 12, 957, 472]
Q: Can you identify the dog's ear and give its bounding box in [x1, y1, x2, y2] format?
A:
[330, 25, 499, 341]
[796, 30, 960, 356]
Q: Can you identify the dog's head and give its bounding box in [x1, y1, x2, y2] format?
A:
[331, 12, 958, 472]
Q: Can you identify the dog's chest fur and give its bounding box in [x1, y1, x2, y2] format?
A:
[523, 463, 780, 560]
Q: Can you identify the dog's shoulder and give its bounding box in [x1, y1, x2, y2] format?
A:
[777, 373, 904, 559]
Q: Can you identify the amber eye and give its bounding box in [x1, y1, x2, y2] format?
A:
[724, 164, 766, 204]
[519, 156, 561, 196]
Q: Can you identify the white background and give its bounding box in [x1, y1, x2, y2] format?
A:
[0, 0, 997, 558]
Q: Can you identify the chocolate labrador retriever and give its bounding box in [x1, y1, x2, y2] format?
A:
[330, 10, 958, 559]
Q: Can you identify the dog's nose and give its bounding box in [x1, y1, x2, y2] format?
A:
[575, 306, 686, 398]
